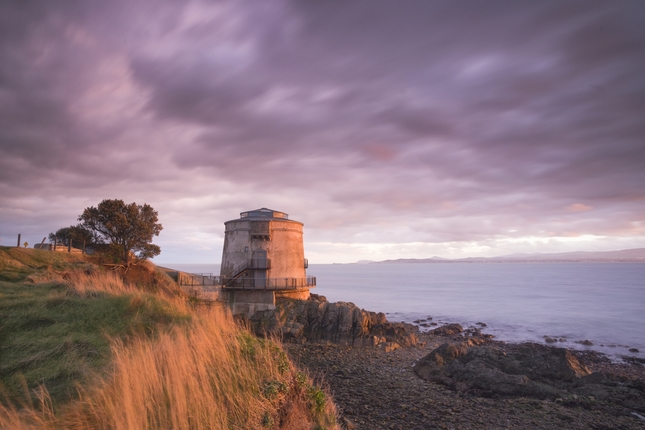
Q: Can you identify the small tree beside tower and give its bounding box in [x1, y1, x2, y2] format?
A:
[77, 199, 163, 265]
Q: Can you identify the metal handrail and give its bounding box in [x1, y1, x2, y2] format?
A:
[223, 258, 271, 276]
[223, 261, 249, 279]
[178, 273, 220, 286]
[178, 272, 316, 290]
[222, 276, 316, 290]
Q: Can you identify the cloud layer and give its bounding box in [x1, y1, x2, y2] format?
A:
[1, 0, 644, 262]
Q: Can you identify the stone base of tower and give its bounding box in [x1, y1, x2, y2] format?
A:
[225, 288, 312, 316]
[226, 290, 276, 317]
[275, 288, 311, 300]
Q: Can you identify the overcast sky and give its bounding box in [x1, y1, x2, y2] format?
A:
[1, 0, 644, 264]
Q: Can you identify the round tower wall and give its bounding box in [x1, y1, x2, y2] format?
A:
[220, 219, 306, 279]
[220, 220, 252, 277]
[265, 221, 306, 279]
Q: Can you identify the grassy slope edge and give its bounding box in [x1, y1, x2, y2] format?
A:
[0, 246, 338, 429]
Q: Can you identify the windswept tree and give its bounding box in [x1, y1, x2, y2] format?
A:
[78, 199, 163, 264]
[49, 225, 100, 248]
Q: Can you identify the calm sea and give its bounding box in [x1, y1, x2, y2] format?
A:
[163, 262, 645, 360]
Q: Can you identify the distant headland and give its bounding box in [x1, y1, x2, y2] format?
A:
[358, 247, 645, 264]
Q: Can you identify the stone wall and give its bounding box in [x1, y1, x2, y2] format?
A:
[275, 289, 311, 300]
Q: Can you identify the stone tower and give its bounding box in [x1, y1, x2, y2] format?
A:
[220, 208, 315, 315]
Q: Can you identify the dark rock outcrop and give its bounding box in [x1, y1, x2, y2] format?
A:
[414, 340, 645, 408]
[250, 294, 419, 348]
[414, 341, 591, 398]
[429, 323, 464, 336]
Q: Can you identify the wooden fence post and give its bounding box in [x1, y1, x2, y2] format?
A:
[17, 234, 21, 247]
[68, 239, 72, 253]
[39, 237, 46, 249]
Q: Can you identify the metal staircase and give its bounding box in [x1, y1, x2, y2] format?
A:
[222, 258, 271, 286]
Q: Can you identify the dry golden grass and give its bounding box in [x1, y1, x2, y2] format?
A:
[1, 272, 338, 430]
[65, 270, 136, 296]
[65, 260, 186, 299]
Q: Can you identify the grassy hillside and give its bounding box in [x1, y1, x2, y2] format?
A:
[0, 247, 338, 429]
[0, 246, 92, 283]
[0, 246, 192, 405]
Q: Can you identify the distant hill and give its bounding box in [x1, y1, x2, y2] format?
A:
[489, 248, 645, 261]
[377, 248, 645, 263]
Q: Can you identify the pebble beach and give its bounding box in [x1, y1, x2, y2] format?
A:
[286, 330, 645, 429]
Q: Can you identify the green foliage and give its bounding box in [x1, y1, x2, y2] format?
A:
[276, 350, 290, 375]
[49, 225, 100, 248]
[238, 331, 261, 360]
[78, 199, 163, 264]
[295, 371, 308, 389]
[262, 378, 288, 400]
[308, 386, 327, 414]
[261, 412, 275, 428]
[187, 295, 201, 306]
[301, 380, 336, 429]
[262, 381, 280, 400]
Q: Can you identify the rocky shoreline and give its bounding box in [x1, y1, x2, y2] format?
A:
[252, 296, 645, 429]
